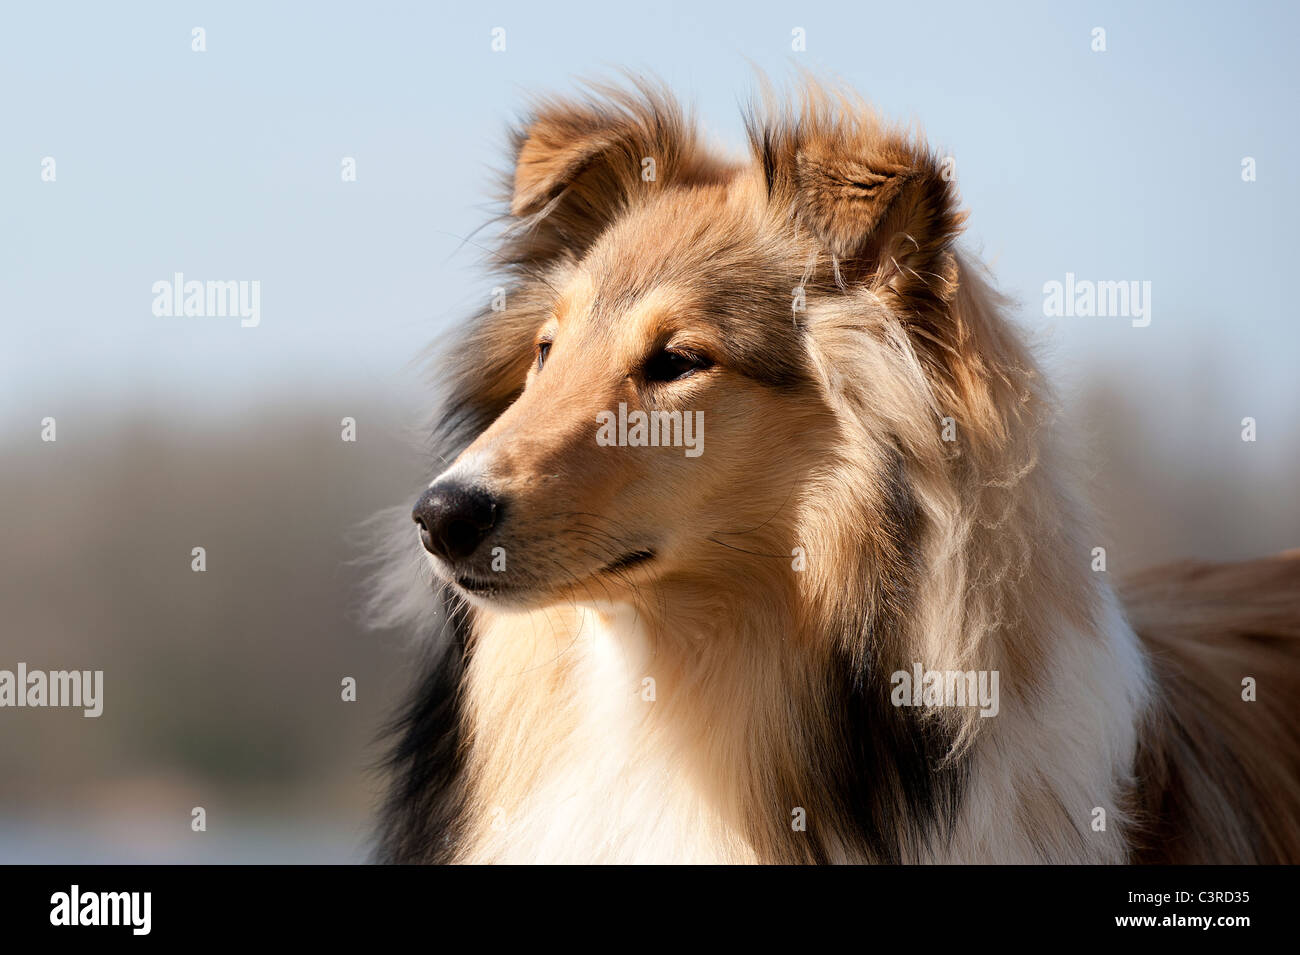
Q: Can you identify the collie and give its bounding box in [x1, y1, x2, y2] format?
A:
[370, 81, 1300, 863]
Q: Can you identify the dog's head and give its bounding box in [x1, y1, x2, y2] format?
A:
[414, 82, 989, 610]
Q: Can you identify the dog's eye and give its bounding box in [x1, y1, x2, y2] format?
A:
[643, 349, 712, 383]
[535, 341, 552, 372]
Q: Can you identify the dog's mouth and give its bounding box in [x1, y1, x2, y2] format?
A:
[453, 573, 518, 598]
[449, 549, 657, 602]
[598, 549, 656, 574]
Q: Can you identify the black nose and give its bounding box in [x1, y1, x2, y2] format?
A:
[412, 482, 500, 562]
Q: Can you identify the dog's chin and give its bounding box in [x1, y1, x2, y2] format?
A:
[433, 548, 659, 610]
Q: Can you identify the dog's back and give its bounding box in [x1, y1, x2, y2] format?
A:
[1122, 552, 1300, 862]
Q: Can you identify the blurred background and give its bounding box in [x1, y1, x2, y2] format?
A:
[1, 1, 1296, 862]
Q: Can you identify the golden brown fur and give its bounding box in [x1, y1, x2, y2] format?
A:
[373, 79, 1300, 864]
[1124, 553, 1300, 862]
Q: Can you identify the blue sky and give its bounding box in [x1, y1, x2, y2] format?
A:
[3, 0, 1297, 453]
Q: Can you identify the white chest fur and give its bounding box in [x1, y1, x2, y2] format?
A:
[461, 602, 744, 863]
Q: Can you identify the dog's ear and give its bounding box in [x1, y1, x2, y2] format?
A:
[749, 92, 974, 401]
[751, 96, 966, 317]
[792, 139, 964, 310]
[505, 84, 728, 264]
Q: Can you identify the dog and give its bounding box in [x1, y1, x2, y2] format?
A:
[370, 80, 1300, 863]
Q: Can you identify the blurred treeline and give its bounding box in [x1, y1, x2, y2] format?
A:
[0, 401, 426, 862]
